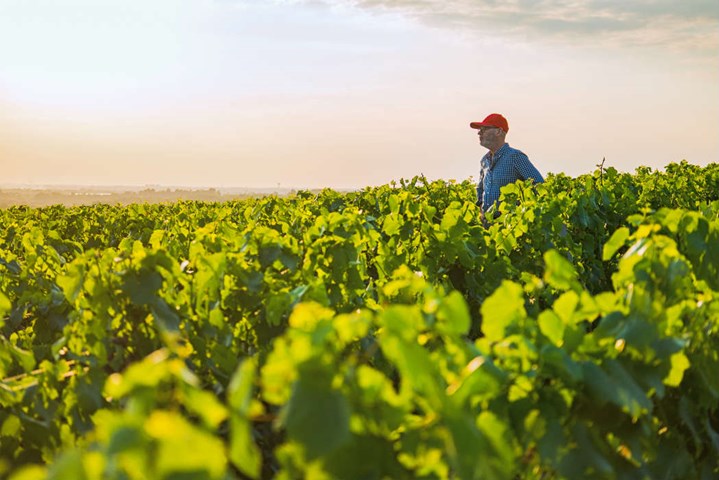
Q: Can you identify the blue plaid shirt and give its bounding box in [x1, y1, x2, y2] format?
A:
[476, 143, 544, 212]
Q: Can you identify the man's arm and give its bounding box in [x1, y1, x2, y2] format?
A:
[514, 153, 544, 184]
[476, 156, 488, 207]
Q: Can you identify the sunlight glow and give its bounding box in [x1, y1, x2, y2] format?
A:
[1, 0, 717, 188]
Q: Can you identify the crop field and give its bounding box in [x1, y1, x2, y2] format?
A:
[1, 161, 718, 479]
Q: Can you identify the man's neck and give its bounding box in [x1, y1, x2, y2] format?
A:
[488, 142, 507, 156]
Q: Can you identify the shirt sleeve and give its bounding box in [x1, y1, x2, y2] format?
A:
[513, 152, 544, 184]
[476, 155, 488, 206]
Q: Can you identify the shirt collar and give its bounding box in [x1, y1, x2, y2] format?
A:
[483, 143, 510, 167]
[493, 143, 510, 158]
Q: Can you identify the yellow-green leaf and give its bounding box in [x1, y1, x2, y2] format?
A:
[538, 311, 564, 347]
[665, 352, 690, 387]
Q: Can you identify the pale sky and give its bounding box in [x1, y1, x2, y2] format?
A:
[1, 0, 717, 189]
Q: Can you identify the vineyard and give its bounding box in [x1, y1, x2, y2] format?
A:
[1, 161, 718, 479]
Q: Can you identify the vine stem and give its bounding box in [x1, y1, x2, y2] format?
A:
[596, 157, 606, 186]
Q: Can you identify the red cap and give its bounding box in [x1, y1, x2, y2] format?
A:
[470, 113, 509, 132]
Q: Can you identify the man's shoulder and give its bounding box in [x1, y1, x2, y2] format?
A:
[502, 143, 528, 158]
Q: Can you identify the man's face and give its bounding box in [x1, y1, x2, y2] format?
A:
[477, 126, 503, 150]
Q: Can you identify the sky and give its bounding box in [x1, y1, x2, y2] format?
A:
[1, 0, 717, 189]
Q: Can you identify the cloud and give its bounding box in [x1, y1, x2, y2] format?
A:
[313, 0, 719, 61]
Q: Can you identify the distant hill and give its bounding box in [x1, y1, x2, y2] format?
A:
[0, 186, 299, 208]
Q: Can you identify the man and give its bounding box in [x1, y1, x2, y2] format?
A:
[470, 113, 544, 221]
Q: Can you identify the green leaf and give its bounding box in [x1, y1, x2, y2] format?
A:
[56, 262, 86, 303]
[334, 311, 371, 345]
[379, 307, 440, 401]
[543, 250, 579, 291]
[0, 292, 12, 329]
[0, 257, 21, 275]
[46, 450, 87, 480]
[121, 269, 163, 305]
[259, 244, 282, 268]
[382, 214, 401, 236]
[228, 358, 262, 479]
[288, 302, 335, 333]
[149, 229, 165, 249]
[448, 356, 505, 405]
[230, 416, 261, 479]
[208, 307, 225, 329]
[0, 291, 11, 319]
[228, 357, 257, 414]
[570, 423, 614, 476]
[150, 298, 181, 334]
[538, 311, 564, 347]
[183, 387, 228, 430]
[602, 227, 630, 260]
[582, 360, 651, 418]
[265, 291, 291, 327]
[281, 377, 351, 459]
[481, 281, 526, 342]
[476, 411, 514, 475]
[536, 417, 565, 463]
[8, 342, 36, 373]
[145, 410, 227, 479]
[552, 291, 579, 324]
[1, 414, 21, 437]
[195, 252, 227, 295]
[437, 291, 471, 336]
[664, 352, 690, 387]
[540, 345, 582, 383]
[443, 411, 490, 480]
[8, 465, 47, 480]
[104, 349, 174, 399]
[380, 304, 423, 341]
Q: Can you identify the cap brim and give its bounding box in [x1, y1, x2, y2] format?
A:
[469, 122, 506, 131]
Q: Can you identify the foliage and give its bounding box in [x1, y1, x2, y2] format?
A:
[1, 161, 718, 479]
